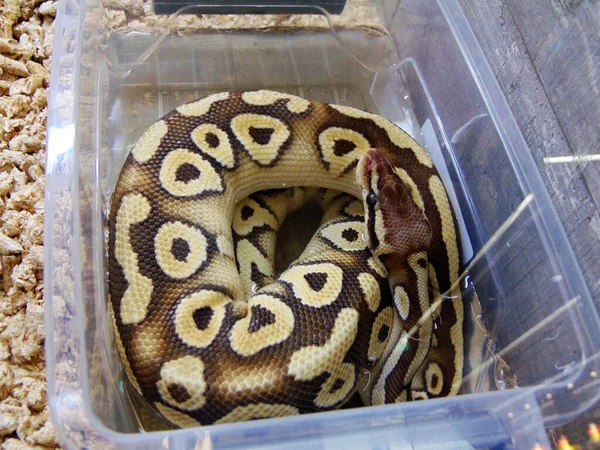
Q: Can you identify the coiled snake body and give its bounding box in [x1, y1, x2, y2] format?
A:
[108, 90, 463, 427]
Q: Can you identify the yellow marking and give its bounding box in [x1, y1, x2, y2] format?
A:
[157, 355, 207, 411]
[394, 390, 407, 403]
[131, 120, 168, 163]
[215, 403, 299, 424]
[316, 362, 355, 407]
[369, 164, 380, 193]
[368, 257, 387, 278]
[463, 292, 487, 393]
[191, 123, 234, 168]
[372, 253, 431, 405]
[280, 263, 344, 308]
[242, 91, 310, 114]
[372, 332, 408, 405]
[233, 197, 278, 236]
[131, 326, 167, 372]
[364, 161, 390, 254]
[320, 221, 368, 252]
[318, 127, 371, 176]
[231, 113, 290, 166]
[428, 264, 441, 321]
[159, 148, 222, 197]
[216, 234, 235, 259]
[358, 272, 381, 312]
[255, 282, 287, 298]
[429, 176, 459, 288]
[155, 403, 203, 427]
[176, 92, 230, 117]
[394, 167, 425, 211]
[330, 104, 433, 168]
[174, 290, 231, 348]
[154, 221, 208, 279]
[394, 286, 410, 321]
[115, 193, 154, 325]
[288, 308, 359, 407]
[425, 362, 444, 396]
[412, 391, 429, 401]
[220, 364, 280, 394]
[344, 199, 364, 217]
[402, 252, 433, 383]
[373, 207, 389, 253]
[368, 306, 393, 362]
[429, 175, 463, 395]
[236, 239, 274, 297]
[288, 309, 358, 378]
[229, 294, 294, 356]
[109, 304, 142, 394]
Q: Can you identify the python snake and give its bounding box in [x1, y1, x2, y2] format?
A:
[108, 90, 464, 427]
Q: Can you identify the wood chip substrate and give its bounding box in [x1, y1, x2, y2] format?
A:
[102, 0, 384, 33]
[0, 0, 55, 447]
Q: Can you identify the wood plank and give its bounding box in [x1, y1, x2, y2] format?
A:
[457, 0, 600, 313]
[456, 0, 600, 443]
[506, 1, 600, 208]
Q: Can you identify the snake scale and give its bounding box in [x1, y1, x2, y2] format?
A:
[108, 90, 464, 427]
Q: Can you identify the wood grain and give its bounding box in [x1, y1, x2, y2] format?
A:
[457, 0, 600, 308]
[457, 0, 600, 443]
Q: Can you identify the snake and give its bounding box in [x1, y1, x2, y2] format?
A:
[108, 90, 464, 427]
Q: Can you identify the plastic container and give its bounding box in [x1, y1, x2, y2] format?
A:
[44, 0, 600, 448]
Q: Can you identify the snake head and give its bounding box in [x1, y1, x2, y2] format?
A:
[356, 149, 432, 261]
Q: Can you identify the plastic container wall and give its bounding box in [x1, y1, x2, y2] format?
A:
[45, 0, 600, 448]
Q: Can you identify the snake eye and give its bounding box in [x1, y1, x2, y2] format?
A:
[366, 190, 378, 207]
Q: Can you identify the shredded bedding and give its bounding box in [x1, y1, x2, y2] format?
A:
[0, 0, 55, 447]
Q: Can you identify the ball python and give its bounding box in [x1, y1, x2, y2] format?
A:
[108, 90, 464, 427]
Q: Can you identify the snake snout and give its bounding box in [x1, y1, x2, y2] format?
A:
[359, 149, 410, 207]
[357, 149, 393, 189]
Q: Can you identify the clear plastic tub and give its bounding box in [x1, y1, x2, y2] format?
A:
[44, 0, 600, 448]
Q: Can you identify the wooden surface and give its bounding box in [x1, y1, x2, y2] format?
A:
[458, 0, 600, 307]
[457, 0, 600, 443]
